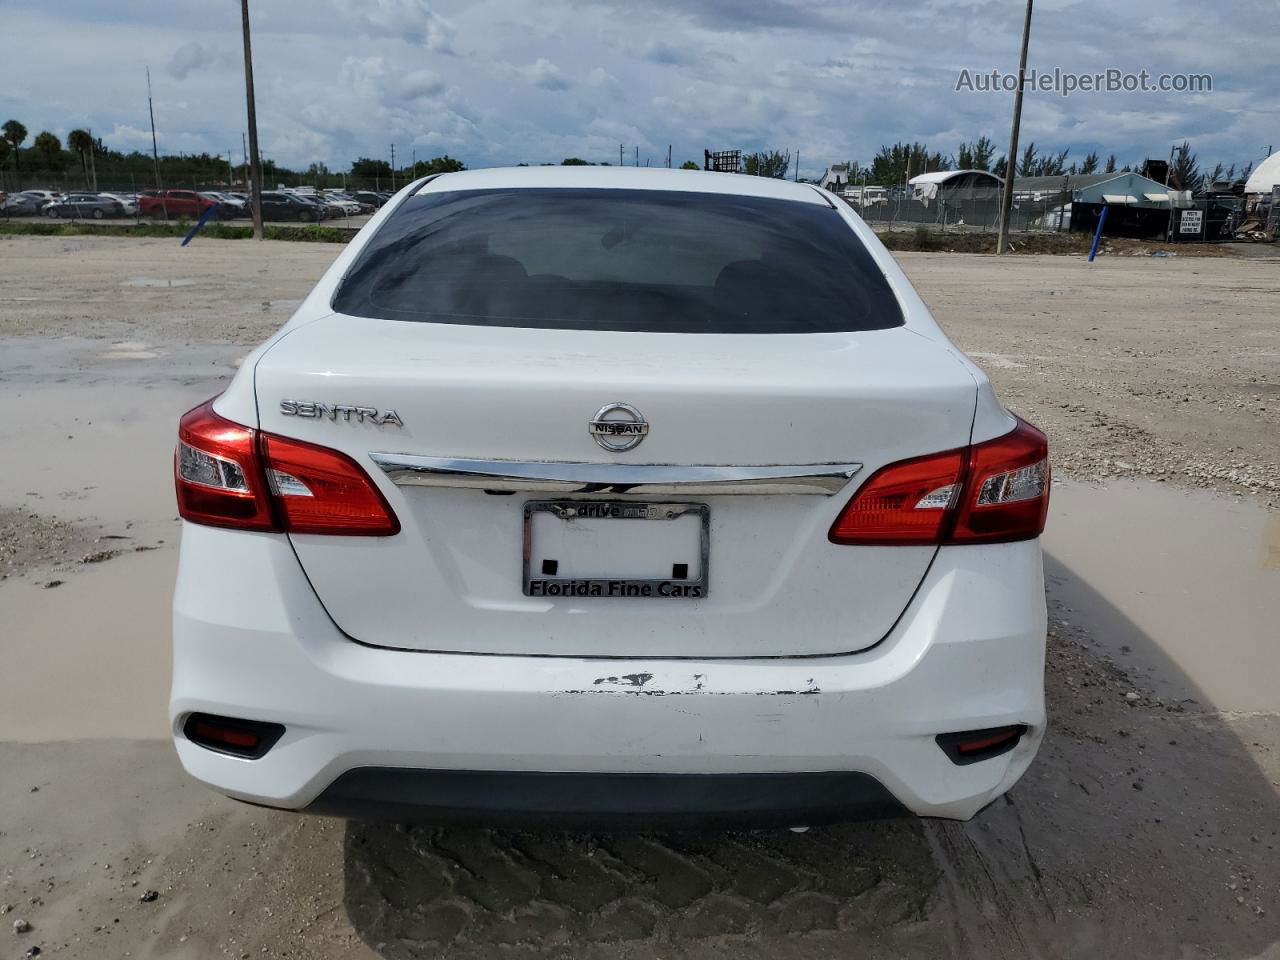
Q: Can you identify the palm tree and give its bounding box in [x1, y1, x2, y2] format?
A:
[2, 119, 27, 176]
[68, 129, 93, 187]
[32, 131, 63, 172]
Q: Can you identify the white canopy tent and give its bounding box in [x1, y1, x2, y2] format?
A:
[1243, 151, 1280, 196]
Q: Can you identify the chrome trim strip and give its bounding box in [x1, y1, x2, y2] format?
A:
[370, 455, 862, 496]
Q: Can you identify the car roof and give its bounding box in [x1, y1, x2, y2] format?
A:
[414, 166, 830, 205]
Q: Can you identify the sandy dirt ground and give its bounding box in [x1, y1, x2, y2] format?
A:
[1, 235, 1278, 959]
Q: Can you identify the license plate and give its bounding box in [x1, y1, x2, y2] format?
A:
[523, 501, 709, 599]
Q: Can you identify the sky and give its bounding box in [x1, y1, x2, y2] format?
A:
[2, 0, 1276, 179]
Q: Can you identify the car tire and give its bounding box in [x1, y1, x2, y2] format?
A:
[150, 207, 167, 219]
[93, 208, 105, 220]
[298, 209, 310, 222]
[45, 207, 58, 218]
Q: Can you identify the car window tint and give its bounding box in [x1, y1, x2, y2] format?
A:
[333, 188, 903, 334]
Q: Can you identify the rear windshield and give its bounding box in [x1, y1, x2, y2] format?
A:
[333, 188, 903, 334]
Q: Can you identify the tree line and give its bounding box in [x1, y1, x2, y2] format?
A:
[3, 114, 1256, 195]
[0, 117, 465, 191]
[840, 137, 1253, 192]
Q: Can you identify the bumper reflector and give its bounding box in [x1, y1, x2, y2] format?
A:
[935, 725, 1026, 765]
[183, 713, 285, 760]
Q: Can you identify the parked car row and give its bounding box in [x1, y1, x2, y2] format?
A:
[1, 189, 139, 218]
[0, 191, 50, 216]
[2, 189, 127, 218]
[268, 188, 391, 219]
[1, 186, 394, 222]
[136, 187, 390, 221]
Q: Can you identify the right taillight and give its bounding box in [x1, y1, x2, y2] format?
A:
[829, 416, 1048, 546]
[175, 398, 399, 536]
[948, 417, 1049, 544]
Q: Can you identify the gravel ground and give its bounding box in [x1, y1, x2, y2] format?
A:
[0, 505, 160, 587]
[899, 251, 1280, 504]
[0, 235, 1277, 959]
[0, 506, 99, 585]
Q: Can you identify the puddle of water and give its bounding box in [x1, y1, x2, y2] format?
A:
[119, 277, 196, 288]
[1045, 478, 1280, 713]
[0, 335, 241, 383]
[0, 378, 216, 535]
[0, 549, 175, 741]
[102, 341, 161, 360]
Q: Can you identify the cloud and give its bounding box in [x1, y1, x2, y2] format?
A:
[339, 0, 457, 53]
[166, 41, 226, 81]
[397, 69, 445, 101]
[519, 58, 570, 92]
[641, 40, 700, 66]
[337, 55, 390, 100]
[590, 0, 842, 32]
[2, 0, 1276, 181]
[587, 67, 620, 91]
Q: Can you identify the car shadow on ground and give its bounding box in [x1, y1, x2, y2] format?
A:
[338, 550, 1280, 959]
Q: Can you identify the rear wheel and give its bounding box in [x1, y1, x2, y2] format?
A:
[150, 205, 167, 219]
[297, 209, 311, 222]
[92, 208, 105, 220]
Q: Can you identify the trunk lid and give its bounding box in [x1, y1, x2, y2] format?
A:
[254, 314, 977, 658]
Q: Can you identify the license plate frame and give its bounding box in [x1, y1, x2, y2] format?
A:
[522, 500, 710, 599]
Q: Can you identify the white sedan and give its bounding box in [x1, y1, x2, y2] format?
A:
[320, 193, 363, 216]
[170, 166, 1049, 827]
[99, 192, 138, 216]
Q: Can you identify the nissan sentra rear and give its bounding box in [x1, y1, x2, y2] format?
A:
[170, 167, 1048, 827]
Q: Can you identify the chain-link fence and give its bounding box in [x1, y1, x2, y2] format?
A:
[837, 187, 1264, 242]
[0, 167, 417, 197]
[837, 186, 1072, 233]
[0, 165, 409, 226]
[1162, 198, 1242, 243]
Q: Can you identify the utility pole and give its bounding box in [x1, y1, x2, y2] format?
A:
[239, 0, 264, 239]
[146, 67, 161, 191]
[795, 149, 800, 182]
[88, 128, 98, 190]
[390, 144, 396, 191]
[996, 0, 1034, 255]
[667, 144, 671, 168]
[635, 146, 639, 167]
[619, 143, 623, 167]
[241, 132, 248, 188]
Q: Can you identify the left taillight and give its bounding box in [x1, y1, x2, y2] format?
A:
[176, 400, 276, 531]
[829, 415, 1049, 546]
[175, 398, 399, 536]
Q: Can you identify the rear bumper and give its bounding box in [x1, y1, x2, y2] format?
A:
[171, 524, 1046, 822]
[306, 768, 905, 828]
